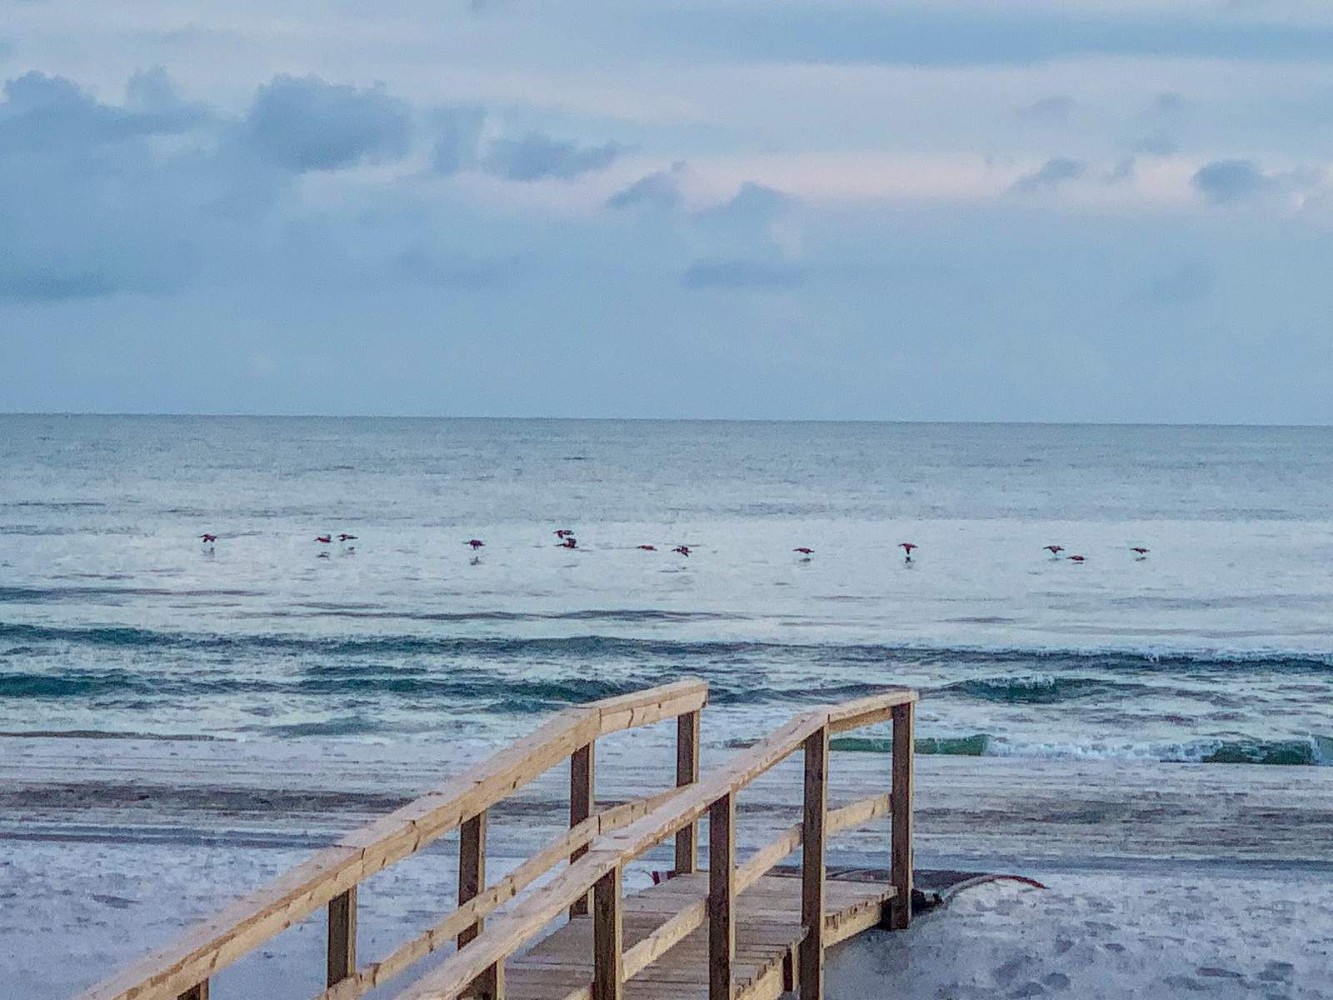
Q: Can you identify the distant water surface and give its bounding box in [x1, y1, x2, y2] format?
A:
[1, 415, 1330, 764]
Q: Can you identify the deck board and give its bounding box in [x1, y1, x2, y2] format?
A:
[502, 872, 894, 1000]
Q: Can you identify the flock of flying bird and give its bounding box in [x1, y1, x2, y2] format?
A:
[197, 531, 1150, 563]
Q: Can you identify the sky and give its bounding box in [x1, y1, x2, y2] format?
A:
[2, 0, 1332, 423]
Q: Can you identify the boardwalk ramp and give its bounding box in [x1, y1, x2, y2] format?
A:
[77, 680, 917, 1000]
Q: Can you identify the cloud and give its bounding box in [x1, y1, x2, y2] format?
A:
[243, 74, 411, 172]
[1144, 261, 1215, 306]
[1012, 157, 1086, 193]
[1105, 157, 1136, 184]
[607, 161, 686, 210]
[481, 131, 622, 182]
[1191, 159, 1270, 203]
[696, 182, 793, 235]
[0, 252, 193, 303]
[0, 70, 208, 302]
[431, 105, 485, 176]
[682, 258, 805, 290]
[1016, 96, 1075, 126]
[686, 182, 802, 279]
[1135, 132, 1178, 156]
[0, 71, 205, 153]
[1150, 92, 1187, 123]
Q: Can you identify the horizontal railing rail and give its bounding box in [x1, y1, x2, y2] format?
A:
[77, 680, 710, 1000]
[393, 687, 917, 1000]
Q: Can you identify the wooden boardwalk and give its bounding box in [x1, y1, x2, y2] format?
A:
[77, 679, 917, 1000]
[503, 872, 895, 1000]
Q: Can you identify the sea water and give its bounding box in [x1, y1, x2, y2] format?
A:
[1, 415, 1331, 766]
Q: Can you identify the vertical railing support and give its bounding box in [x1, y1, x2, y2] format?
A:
[799, 725, 829, 999]
[327, 886, 357, 988]
[570, 741, 596, 917]
[674, 709, 701, 875]
[889, 701, 915, 930]
[459, 810, 504, 998]
[708, 792, 736, 1000]
[592, 866, 624, 1000]
[177, 984, 208, 1000]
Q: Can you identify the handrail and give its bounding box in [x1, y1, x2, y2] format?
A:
[77, 679, 709, 1000]
[394, 686, 917, 1000]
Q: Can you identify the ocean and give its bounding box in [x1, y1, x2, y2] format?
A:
[2, 414, 1330, 767]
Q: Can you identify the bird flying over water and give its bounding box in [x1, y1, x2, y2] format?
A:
[673, 545, 691, 557]
[1068, 554, 1086, 563]
[338, 533, 357, 542]
[794, 547, 814, 555]
[899, 542, 917, 562]
[558, 537, 578, 549]
[637, 544, 657, 551]
[1131, 546, 1149, 557]
[1044, 545, 1064, 556]
[467, 538, 485, 550]
[200, 533, 217, 544]
[555, 529, 574, 539]
[315, 535, 332, 544]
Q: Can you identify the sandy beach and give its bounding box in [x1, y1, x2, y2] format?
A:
[5, 730, 1331, 998]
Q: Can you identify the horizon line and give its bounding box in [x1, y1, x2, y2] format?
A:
[1, 410, 1331, 430]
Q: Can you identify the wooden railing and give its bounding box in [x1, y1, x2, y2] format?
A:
[77, 680, 710, 1000]
[391, 688, 917, 1000]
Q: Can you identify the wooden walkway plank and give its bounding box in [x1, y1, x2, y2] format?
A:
[500, 873, 895, 1000]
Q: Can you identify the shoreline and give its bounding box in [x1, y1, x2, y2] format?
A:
[5, 735, 1331, 860]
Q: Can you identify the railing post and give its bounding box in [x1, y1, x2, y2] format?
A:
[327, 887, 357, 988]
[592, 866, 624, 1000]
[675, 709, 701, 875]
[708, 792, 736, 1000]
[177, 984, 208, 1000]
[459, 809, 504, 998]
[800, 725, 829, 999]
[570, 741, 596, 917]
[889, 701, 914, 930]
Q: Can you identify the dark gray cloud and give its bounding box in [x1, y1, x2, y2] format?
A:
[481, 131, 622, 182]
[431, 105, 485, 176]
[720, 182, 789, 218]
[1135, 132, 1178, 156]
[1105, 157, 1136, 184]
[0, 246, 196, 303]
[1191, 159, 1270, 203]
[682, 258, 805, 289]
[688, 183, 798, 280]
[1012, 157, 1086, 193]
[1150, 92, 1187, 122]
[1144, 261, 1215, 306]
[607, 161, 685, 210]
[0, 70, 205, 153]
[1016, 96, 1075, 126]
[695, 183, 793, 234]
[125, 66, 194, 114]
[1134, 91, 1184, 156]
[243, 74, 411, 172]
[0, 70, 208, 302]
